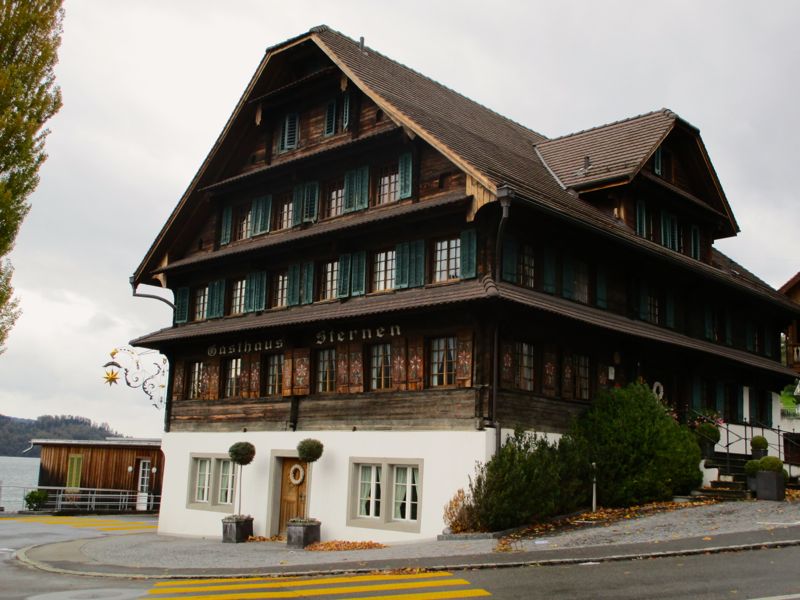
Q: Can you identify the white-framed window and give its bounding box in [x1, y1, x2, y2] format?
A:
[265, 353, 284, 396]
[188, 455, 239, 512]
[317, 348, 336, 393]
[230, 278, 246, 315]
[218, 459, 236, 505]
[373, 250, 396, 291]
[325, 179, 344, 218]
[357, 464, 382, 518]
[348, 458, 423, 533]
[187, 361, 205, 399]
[430, 336, 456, 387]
[376, 163, 399, 205]
[194, 458, 211, 503]
[223, 357, 241, 398]
[321, 260, 339, 300]
[194, 287, 208, 321]
[272, 271, 288, 308]
[276, 195, 293, 230]
[433, 238, 460, 282]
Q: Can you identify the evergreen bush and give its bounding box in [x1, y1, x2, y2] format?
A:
[297, 438, 324, 463]
[24, 489, 48, 511]
[758, 456, 784, 472]
[568, 383, 702, 506]
[695, 422, 721, 444]
[750, 435, 768, 450]
[228, 441, 256, 466]
[744, 459, 760, 478]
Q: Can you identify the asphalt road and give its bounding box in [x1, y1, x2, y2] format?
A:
[458, 546, 800, 599]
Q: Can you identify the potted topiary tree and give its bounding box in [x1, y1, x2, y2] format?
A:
[750, 435, 768, 459]
[744, 459, 760, 493]
[755, 456, 785, 501]
[695, 422, 720, 458]
[286, 439, 324, 549]
[222, 441, 256, 543]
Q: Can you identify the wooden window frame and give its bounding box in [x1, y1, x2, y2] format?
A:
[324, 179, 345, 219]
[264, 353, 284, 397]
[230, 278, 246, 315]
[316, 348, 336, 393]
[271, 271, 288, 308]
[222, 357, 242, 398]
[429, 336, 457, 387]
[432, 237, 461, 282]
[320, 260, 339, 301]
[187, 361, 205, 400]
[193, 287, 208, 321]
[275, 193, 294, 231]
[370, 342, 393, 390]
[375, 162, 399, 206]
[372, 249, 396, 292]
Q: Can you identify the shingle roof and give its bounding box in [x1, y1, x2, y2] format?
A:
[778, 272, 800, 296]
[536, 109, 676, 189]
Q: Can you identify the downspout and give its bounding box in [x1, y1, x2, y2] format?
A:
[130, 275, 175, 310]
[492, 186, 513, 455]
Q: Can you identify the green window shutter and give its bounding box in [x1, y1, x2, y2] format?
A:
[501, 237, 517, 283]
[357, 165, 370, 209]
[219, 206, 232, 245]
[342, 93, 350, 130]
[291, 185, 303, 227]
[749, 389, 758, 424]
[287, 264, 301, 306]
[736, 385, 744, 423]
[636, 200, 646, 237]
[398, 152, 413, 199]
[251, 195, 271, 235]
[690, 226, 701, 259]
[303, 182, 319, 223]
[324, 99, 337, 136]
[638, 282, 649, 321]
[665, 292, 675, 329]
[724, 312, 733, 346]
[715, 382, 725, 415]
[337, 254, 351, 298]
[745, 321, 755, 352]
[460, 229, 477, 279]
[351, 251, 366, 296]
[596, 267, 608, 309]
[562, 257, 575, 300]
[704, 306, 714, 340]
[281, 113, 298, 151]
[654, 147, 663, 176]
[691, 378, 703, 411]
[395, 242, 410, 289]
[174, 287, 190, 324]
[409, 239, 425, 288]
[343, 169, 357, 213]
[207, 280, 225, 318]
[542, 248, 556, 294]
[245, 271, 267, 312]
[301, 262, 314, 304]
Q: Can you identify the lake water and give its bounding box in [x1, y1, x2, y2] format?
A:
[0, 456, 40, 512]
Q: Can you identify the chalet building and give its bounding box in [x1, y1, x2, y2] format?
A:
[132, 26, 799, 541]
[779, 272, 800, 375]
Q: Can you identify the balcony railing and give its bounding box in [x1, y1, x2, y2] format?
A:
[0, 485, 160, 513]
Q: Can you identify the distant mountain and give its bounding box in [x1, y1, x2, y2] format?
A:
[0, 415, 123, 457]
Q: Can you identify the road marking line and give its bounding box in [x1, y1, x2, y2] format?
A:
[748, 595, 800, 600]
[153, 572, 452, 588]
[146, 578, 471, 598]
[339, 590, 491, 600]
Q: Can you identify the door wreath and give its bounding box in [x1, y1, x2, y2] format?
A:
[289, 464, 305, 485]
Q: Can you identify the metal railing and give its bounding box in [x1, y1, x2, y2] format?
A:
[0, 485, 160, 513]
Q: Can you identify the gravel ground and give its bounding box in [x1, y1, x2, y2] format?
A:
[78, 501, 800, 569]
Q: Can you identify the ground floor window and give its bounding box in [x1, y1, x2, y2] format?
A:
[349, 458, 423, 533]
[188, 454, 237, 512]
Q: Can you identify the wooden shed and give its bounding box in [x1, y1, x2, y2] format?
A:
[33, 438, 164, 498]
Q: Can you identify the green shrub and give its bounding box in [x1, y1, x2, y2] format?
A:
[744, 460, 760, 477]
[228, 441, 256, 466]
[24, 490, 48, 511]
[297, 438, 324, 463]
[750, 435, 768, 450]
[758, 456, 783, 472]
[569, 383, 702, 507]
[695, 422, 721, 444]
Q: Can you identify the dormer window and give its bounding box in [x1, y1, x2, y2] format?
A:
[279, 112, 299, 152]
[324, 99, 337, 137]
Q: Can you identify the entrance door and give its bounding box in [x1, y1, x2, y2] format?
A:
[136, 459, 151, 511]
[277, 458, 308, 534]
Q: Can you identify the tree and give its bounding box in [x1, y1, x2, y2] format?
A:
[0, 0, 64, 351]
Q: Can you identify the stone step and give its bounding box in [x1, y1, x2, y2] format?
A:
[691, 487, 752, 501]
[710, 480, 746, 491]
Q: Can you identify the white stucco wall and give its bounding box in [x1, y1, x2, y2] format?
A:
[158, 429, 497, 542]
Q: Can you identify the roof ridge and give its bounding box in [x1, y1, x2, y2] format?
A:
[315, 26, 549, 142]
[541, 108, 676, 144]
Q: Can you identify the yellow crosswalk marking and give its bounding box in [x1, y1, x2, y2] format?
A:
[340, 591, 491, 600]
[146, 577, 475, 599]
[6, 516, 155, 531]
[152, 572, 452, 589]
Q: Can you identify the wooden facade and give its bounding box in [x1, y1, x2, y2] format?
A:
[779, 272, 800, 376]
[133, 26, 799, 438]
[35, 439, 164, 494]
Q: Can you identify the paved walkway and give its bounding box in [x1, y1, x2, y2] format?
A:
[10, 501, 800, 579]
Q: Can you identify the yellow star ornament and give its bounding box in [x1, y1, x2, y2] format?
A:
[103, 369, 120, 386]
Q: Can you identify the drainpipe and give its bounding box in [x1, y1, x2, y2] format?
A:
[492, 186, 513, 455]
[130, 275, 175, 310]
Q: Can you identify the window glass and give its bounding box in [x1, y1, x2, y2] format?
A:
[371, 343, 392, 389]
[321, 260, 339, 300]
[376, 163, 399, 205]
[194, 287, 208, 321]
[316, 348, 336, 393]
[234, 205, 251, 241]
[358, 464, 382, 517]
[195, 458, 211, 502]
[224, 357, 241, 397]
[218, 459, 235, 505]
[272, 272, 288, 308]
[433, 238, 460, 282]
[325, 179, 344, 218]
[393, 466, 419, 521]
[373, 250, 396, 291]
[430, 337, 456, 387]
[515, 342, 535, 391]
[230, 278, 246, 314]
[188, 362, 205, 399]
[265, 354, 284, 396]
[519, 244, 535, 288]
[276, 194, 293, 230]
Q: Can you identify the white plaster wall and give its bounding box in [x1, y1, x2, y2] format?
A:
[158, 429, 496, 542]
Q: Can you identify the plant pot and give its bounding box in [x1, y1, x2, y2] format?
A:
[700, 440, 716, 458]
[286, 521, 321, 549]
[751, 449, 768, 459]
[756, 471, 785, 501]
[222, 516, 253, 543]
[746, 476, 758, 493]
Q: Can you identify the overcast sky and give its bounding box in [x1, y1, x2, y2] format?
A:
[0, 0, 798, 437]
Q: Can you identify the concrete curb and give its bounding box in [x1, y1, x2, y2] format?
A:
[15, 538, 800, 581]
